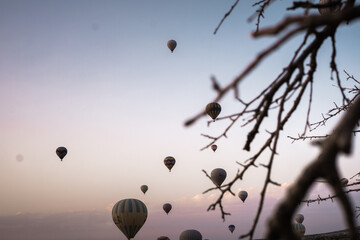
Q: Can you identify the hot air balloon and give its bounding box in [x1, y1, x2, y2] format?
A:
[340, 178, 349, 186]
[140, 185, 148, 194]
[292, 222, 306, 238]
[56, 146, 67, 161]
[211, 144, 217, 152]
[163, 203, 172, 215]
[295, 214, 304, 224]
[228, 224, 235, 233]
[164, 156, 176, 172]
[158, 237, 170, 240]
[210, 168, 227, 187]
[238, 190, 248, 202]
[112, 198, 148, 240]
[179, 229, 202, 240]
[318, 0, 341, 15]
[167, 40, 177, 53]
[206, 102, 221, 121]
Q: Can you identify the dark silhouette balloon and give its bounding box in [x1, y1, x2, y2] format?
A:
[295, 214, 304, 224]
[206, 102, 221, 120]
[112, 198, 147, 240]
[238, 190, 248, 202]
[163, 203, 172, 214]
[179, 229, 202, 240]
[56, 147, 67, 161]
[140, 185, 148, 194]
[210, 168, 227, 187]
[228, 224, 235, 233]
[164, 156, 176, 172]
[211, 144, 217, 152]
[167, 40, 177, 52]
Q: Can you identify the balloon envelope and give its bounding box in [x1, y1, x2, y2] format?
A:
[140, 185, 148, 194]
[205, 102, 221, 120]
[228, 224, 235, 233]
[164, 156, 176, 172]
[210, 168, 227, 187]
[179, 229, 202, 240]
[295, 214, 304, 223]
[56, 147, 67, 161]
[340, 178, 349, 186]
[292, 223, 306, 238]
[163, 203, 172, 214]
[211, 144, 217, 152]
[112, 199, 148, 240]
[167, 40, 177, 52]
[238, 190, 248, 202]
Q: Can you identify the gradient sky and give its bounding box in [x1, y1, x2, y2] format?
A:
[1, 1, 360, 240]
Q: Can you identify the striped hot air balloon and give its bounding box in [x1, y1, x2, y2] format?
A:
[205, 102, 221, 121]
[292, 222, 306, 238]
[164, 156, 176, 172]
[112, 199, 148, 240]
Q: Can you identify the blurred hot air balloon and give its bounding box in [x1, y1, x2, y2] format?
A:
[179, 229, 202, 240]
[210, 168, 227, 187]
[164, 156, 176, 172]
[295, 214, 304, 224]
[211, 144, 217, 152]
[158, 236, 170, 240]
[56, 147, 67, 161]
[163, 203, 172, 215]
[112, 198, 148, 240]
[167, 40, 177, 53]
[205, 102, 221, 121]
[238, 190, 248, 202]
[318, 0, 341, 15]
[340, 178, 349, 186]
[228, 224, 235, 233]
[292, 222, 306, 238]
[140, 185, 148, 194]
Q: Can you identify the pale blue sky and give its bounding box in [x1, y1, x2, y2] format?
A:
[0, 1, 360, 239]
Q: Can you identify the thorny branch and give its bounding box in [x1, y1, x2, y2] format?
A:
[185, 1, 360, 239]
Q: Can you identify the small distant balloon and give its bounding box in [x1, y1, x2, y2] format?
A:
[56, 147, 67, 161]
[140, 185, 148, 194]
[164, 156, 176, 172]
[238, 190, 248, 202]
[292, 222, 306, 238]
[16, 154, 24, 162]
[210, 168, 227, 187]
[158, 236, 170, 240]
[206, 102, 221, 120]
[167, 40, 177, 53]
[163, 203, 172, 214]
[295, 214, 304, 224]
[228, 224, 235, 233]
[179, 229, 202, 240]
[211, 144, 217, 152]
[340, 178, 348, 186]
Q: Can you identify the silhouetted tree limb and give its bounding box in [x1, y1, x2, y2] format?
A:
[185, 1, 360, 239]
